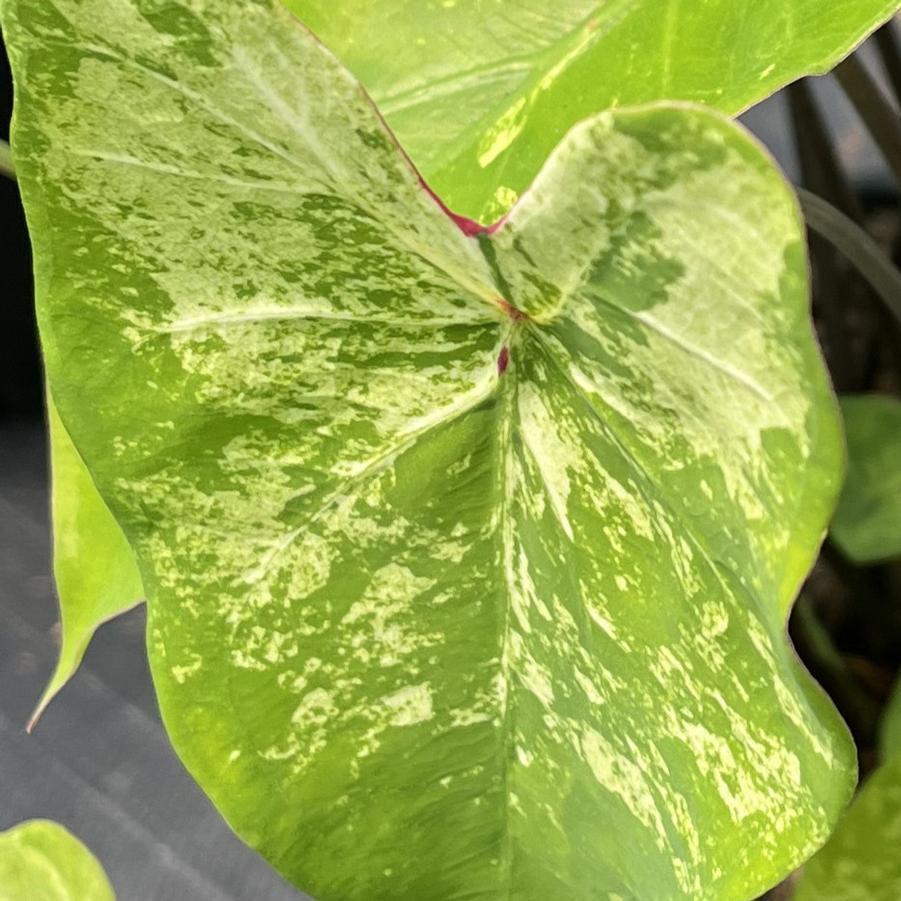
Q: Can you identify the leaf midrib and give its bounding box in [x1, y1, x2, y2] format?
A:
[243, 337, 507, 584]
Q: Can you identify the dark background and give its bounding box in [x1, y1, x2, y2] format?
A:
[0, 27, 897, 901]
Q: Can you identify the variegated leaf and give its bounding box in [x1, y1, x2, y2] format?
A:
[832, 394, 901, 564]
[5, 0, 851, 898]
[38, 0, 901, 712]
[0, 820, 115, 901]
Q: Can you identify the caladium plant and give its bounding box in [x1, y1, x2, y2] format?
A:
[3, 0, 901, 899]
[30, 0, 901, 716]
[34, 0, 901, 720]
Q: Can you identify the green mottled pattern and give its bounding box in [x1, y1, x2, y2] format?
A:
[832, 394, 901, 563]
[4, 1, 851, 898]
[290, 0, 901, 221]
[28, 395, 143, 726]
[0, 820, 115, 901]
[36, 0, 901, 716]
[794, 754, 901, 901]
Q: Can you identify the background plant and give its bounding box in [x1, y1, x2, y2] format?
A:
[0, 819, 114, 901]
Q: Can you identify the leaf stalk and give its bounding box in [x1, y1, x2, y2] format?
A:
[834, 54, 901, 184]
[797, 186, 901, 330]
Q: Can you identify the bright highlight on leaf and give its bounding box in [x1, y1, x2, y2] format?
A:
[0, 820, 115, 901]
[3, 0, 855, 898]
[831, 394, 901, 563]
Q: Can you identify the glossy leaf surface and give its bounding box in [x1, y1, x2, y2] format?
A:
[28, 395, 143, 727]
[290, 0, 901, 221]
[832, 394, 901, 563]
[4, 1, 852, 898]
[0, 820, 115, 901]
[38, 0, 901, 710]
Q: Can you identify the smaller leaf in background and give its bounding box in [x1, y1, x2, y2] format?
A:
[793, 754, 901, 901]
[881, 679, 901, 761]
[289, 0, 901, 222]
[0, 819, 115, 901]
[28, 396, 144, 730]
[831, 394, 901, 563]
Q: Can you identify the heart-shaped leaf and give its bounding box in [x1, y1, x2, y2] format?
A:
[0, 820, 115, 901]
[36, 0, 901, 714]
[5, 0, 852, 897]
[831, 394, 901, 564]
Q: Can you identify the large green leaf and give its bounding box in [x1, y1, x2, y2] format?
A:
[290, 0, 901, 222]
[0, 820, 115, 901]
[27, 394, 143, 728]
[793, 754, 901, 900]
[37, 0, 901, 711]
[5, 0, 852, 898]
[831, 394, 901, 563]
